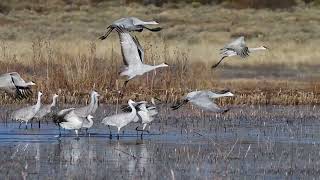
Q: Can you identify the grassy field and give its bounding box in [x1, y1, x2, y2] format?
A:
[0, 1, 320, 105]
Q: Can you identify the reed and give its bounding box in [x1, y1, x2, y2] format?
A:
[0, 38, 318, 105]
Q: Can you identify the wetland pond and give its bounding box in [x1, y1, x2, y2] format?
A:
[0, 105, 320, 179]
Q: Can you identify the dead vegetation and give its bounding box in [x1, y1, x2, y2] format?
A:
[0, 1, 319, 105]
[0, 38, 319, 106]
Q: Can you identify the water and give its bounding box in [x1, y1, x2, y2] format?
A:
[0, 105, 320, 179]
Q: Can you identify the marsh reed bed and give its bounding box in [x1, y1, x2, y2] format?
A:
[0, 37, 320, 105]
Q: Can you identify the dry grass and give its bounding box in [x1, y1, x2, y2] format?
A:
[0, 1, 319, 105]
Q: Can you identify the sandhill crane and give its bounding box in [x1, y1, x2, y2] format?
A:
[0, 72, 35, 99]
[33, 93, 59, 128]
[116, 27, 168, 88]
[212, 36, 268, 68]
[81, 116, 94, 135]
[53, 108, 74, 136]
[121, 100, 158, 137]
[74, 91, 100, 117]
[91, 91, 100, 114]
[72, 91, 99, 134]
[52, 108, 93, 139]
[99, 17, 162, 40]
[121, 100, 147, 122]
[101, 99, 137, 139]
[135, 103, 158, 137]
[12, 91, 43, 129]
[171, 89, 234, 113]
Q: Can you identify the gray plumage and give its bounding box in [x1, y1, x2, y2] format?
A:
[53, 108, 93, 139]
[81, 115, 94, 130]
[102, 99, 137, 137]
[0, 72, 36, 99]
[99, 17, 162, 40]
[91, 91, 100, 115]
[121, 100, 158, 124]
[116, 28, 168, 86]
[12, 91, 43, 128]
[34, 93, 58, 119]
[120, 100, 146, 123]
[53, 108, 75, 125]
[222, 36, 250, 58]
[171, 90, 234, 113]
[121, 100, 158, 137]
[136, 103, 158, 130]
[132, 35, 144, 63]
[74, 91, 100, 118]
[212, 36, 268, 68]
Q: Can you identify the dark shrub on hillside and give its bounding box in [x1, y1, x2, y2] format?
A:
[225, 0, 296, 9]
[143, 0, 168, 6]
[0, 2, 11, 15]
[126, 0, 297, 8]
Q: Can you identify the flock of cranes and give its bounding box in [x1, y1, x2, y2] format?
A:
[0, 17, 268, 140]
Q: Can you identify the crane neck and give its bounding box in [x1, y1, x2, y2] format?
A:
[36, 93, 42, 106]
[249, 46, 267, 52]
[128, 102, 136, 115]
[87, 93, 95, 108]
[51, 96, 58, 107]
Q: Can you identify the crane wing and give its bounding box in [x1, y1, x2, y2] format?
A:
[192, 95, 225, 113]
[9, 72, 27, 86]
[220, 36, 249, 58]
[117, 28, 143, 66]
[132, 35, 144, 63]
[10, 73, 33, 99]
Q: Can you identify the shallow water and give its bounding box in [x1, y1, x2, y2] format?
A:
[1, 105, 320, 179]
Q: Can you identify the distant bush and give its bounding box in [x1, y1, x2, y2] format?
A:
[129, 0, 222, 6]
[0, 2, 11, 15]
[2, 0, 319, 9]
[126, 0, 297, 8]
[223, 0, 296, 9]
[303, 0, 320, 5]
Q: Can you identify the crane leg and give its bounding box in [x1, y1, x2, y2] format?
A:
[143, 124, 150, 134]
[136, 126, 139, 137]
[117, 127, 120, 140]
[140, 130, 143, 139]
[59, 126, 61, 137]
[108, 125, 112, 139]
[75, 130, 79, 140]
